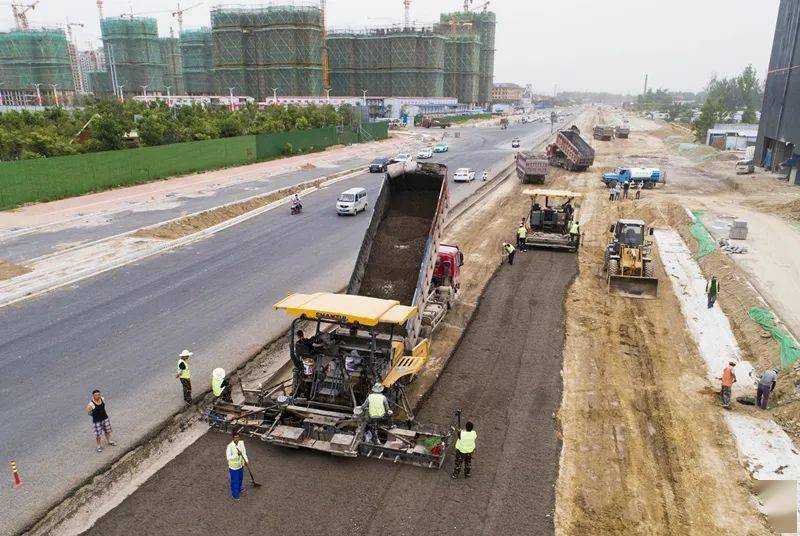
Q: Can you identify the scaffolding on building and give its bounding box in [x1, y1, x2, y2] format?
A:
[327, 25, 446, 98]
[180, 28, 213, 95]
[100, 17, 166, 95]
[160, 36, 185, 95]
[0, 29, 76, 94]
[442, 34, 480, 104]
[211, 3, 324, 99]
[439, 11, 495, 104]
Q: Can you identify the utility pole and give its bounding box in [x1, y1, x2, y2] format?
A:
[228, 87, 236, 110]
[642, 73, 648, 106]
[33, 83, 42, 106]
[50, 83, 59, 106]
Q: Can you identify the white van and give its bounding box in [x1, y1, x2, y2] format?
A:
[337, 187, 368, 215]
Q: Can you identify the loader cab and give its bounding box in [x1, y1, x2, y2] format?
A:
[609, 219, 652, 248]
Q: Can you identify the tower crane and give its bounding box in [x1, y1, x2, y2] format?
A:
[172, 1, 203, 35]
[5, 1, 39, 30]
[403, 0, 410, 27]
[96, 0, 104, 19]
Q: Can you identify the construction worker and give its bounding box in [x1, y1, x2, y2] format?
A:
[451, 421, 477, 479]
[756, 368, 779, 410]
[503, 242, 516, 265]
[175, 349, 193, 404]
[570, 220, 581, 248]
[226, 431, 249, 501]
[516, 223, 527, 250]
[212, 367, 233, 403]
[361, 383, 393, 422]
[721, 361, 737, 409]
[635, 181, 642, 199]
[706, 275, 720, 309]
[622, 181, 630, 199]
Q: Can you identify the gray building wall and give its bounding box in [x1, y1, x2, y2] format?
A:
[756, 0, 800, 175]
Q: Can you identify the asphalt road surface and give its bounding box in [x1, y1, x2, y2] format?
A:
[0, 120, 553, 534]
[85, 247, 577, 536]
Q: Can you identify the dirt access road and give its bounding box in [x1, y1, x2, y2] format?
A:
[85, 249, 576, 535]
[554, 111, 770, 534]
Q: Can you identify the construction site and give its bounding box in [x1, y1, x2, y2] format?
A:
[0, 1, 496, 103]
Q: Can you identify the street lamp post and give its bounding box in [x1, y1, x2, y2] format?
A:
[140, 85, 149, 101]
[324, 88, 331, 103]
[33, 83, 42, 106]
[165, 85, 171, 106]
[272, 87, 278, 105]
[50, 83, 59, 106]
[0, 82, 5, 106]
[118, 84, 125, 103]
[228, 87, 236, 111]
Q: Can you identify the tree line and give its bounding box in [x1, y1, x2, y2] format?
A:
[0, 99, 345, 161]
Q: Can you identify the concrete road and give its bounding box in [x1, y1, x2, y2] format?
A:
[84, 247, 577, 536]
[0, 120, 551, 534]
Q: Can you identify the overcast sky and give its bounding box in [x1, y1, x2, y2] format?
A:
[2, 0, 780, 94]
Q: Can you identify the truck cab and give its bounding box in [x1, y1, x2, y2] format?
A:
[433, 244, 464, 291]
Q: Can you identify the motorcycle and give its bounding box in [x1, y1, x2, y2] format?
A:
[290, 202, 302, 215]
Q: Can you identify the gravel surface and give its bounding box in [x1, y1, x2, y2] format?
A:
[85, 248, 577, 536]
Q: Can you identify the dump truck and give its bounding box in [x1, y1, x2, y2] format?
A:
[593, 125, 615, 141]
[523, 189, 582, 252]
[422, 117, 451, 129]
[547, 127, 595, 171]
[205, 162, 461, 467]
[614, 123, 630, 139]
[602, 167, 663, 188]
[516, 151, 549, 184]
[604, 219, 659, 299]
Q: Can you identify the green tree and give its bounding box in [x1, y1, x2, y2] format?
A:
[693, 97, 727, 141]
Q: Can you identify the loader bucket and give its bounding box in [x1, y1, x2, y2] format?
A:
[608, 275, 659, 299]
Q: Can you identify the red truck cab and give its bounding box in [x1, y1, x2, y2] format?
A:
[433, 244, 464, 290]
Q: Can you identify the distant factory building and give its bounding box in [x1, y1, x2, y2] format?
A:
[756, 0, 800, 182]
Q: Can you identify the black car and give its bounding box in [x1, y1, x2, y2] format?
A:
[369, 156, 391, 173]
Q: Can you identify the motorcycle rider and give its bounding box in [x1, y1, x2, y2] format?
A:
[290, 193, 302, 212]
[482, 169, 488, 181]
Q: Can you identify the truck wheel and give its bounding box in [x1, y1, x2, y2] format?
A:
[608, 259, 620, 277]
[644, 261, 655, 278]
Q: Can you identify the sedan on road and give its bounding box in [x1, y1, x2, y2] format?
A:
[369, 157, 391, 173]
[417, 147, 433, 159]
[433, 143, 449, 153]
[512, 138, 521, 148]
[394, 153, 413, 164]
[453, 168, 476, 182]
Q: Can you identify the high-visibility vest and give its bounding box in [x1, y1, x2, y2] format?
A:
[367, 393, 387, 418]
[455, 430, 477, 454]
[517, 226, 527, 239]
[504, 243, 515, 254]
[226, 440, 247, 469]
[177, 359, 191, 380]
[722, 366, 735, 388]
[212, 375, 224, 397]
[570, 222, 580, 234]
[706, 279, 719, 294]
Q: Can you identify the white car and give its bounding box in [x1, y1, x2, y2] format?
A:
[453, 168, 476, 182]
[417, 147, 433, 159]
[394, 153, 413, 163]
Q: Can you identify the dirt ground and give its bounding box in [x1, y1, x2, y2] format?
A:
[554, 111, 771, 534]
[0, 259, 31, 280]
[84, 222, 576, 536]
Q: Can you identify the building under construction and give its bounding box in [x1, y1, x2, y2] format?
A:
[91, 17, 167, 95]
[210, 4, 324, 98]
[0, 28, 75, 105]
[160, 35, 185, 95]
[438, 11, 496, 104]
[180, 28, 213, 95]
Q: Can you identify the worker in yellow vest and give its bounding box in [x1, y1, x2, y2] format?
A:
[212, 367, 233, 403]
[502, 242, 516, 265]
[175, 349, 193, 404]
[451, 421, 477, 479]
[361, 383, 393, 422]
[516, 223, 528, 250]
[226, 431, 249, 501]
[570, 220, 581, 248]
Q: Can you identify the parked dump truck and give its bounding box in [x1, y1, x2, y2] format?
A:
[547, 127, 595, 171]
[603, 219, 659, 299]
[205, 162, 460, 468]
[593, 125, 614, 141]
[524, 189, 582, 251]
[516, 151, 549, 184]
[614, 123, 630, 139]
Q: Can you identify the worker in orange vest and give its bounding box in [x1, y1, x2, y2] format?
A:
[721, 361, 737, 409]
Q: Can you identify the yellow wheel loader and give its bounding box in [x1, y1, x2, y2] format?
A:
[603, 219, 659, 299]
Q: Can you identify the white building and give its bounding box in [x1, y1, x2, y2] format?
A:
[706, 123, 759, 150]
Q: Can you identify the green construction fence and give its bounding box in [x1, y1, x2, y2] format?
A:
[0, 122, 387, 210]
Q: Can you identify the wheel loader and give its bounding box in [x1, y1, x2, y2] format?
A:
[603, 219, 659, 299]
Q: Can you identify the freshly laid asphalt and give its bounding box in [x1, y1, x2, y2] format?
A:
[0, 119, 557, 534]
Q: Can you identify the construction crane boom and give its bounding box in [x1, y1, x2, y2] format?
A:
[7, 0, 39, 30]
[172, 1, 203, 35]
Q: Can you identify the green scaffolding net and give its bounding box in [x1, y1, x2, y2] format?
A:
[748, 308, 800, 368]
[690, 210, 716, 258]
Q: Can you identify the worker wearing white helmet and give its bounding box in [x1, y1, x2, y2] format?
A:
[361, 383, 393, 421]
[211, 367, 233, 403]
[175, 349, 193, 404]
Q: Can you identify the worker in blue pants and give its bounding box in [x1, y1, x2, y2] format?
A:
[226, 431, 249, 501]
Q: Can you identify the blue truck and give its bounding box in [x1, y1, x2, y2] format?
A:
[601, 167, 663, 188]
